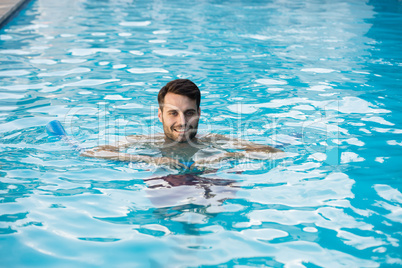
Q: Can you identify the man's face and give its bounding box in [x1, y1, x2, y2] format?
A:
[158, 93, 200, 143]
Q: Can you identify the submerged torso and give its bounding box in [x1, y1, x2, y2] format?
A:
[124, 133, 228, 164]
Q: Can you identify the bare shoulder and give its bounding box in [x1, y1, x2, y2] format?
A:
[198, 133, 231, 143]
[198, 133, 283, 153]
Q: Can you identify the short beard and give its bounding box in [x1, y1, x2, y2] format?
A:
[164, 123, 198, 143]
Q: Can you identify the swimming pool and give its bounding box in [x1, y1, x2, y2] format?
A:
[1, 0, 401, 266]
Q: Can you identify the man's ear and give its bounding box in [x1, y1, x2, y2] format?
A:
[158, 108, 162, 122]
[198, 107, 201, 116]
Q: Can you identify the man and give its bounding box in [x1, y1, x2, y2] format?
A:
[82, 79, 283, 170]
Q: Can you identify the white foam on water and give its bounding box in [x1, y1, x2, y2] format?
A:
[122, 82, 145, 86]
[149, 40, 166, 43]
[349, 122, 365, 126]
[119, 21, 151, 27]
[251, 54, 269, 58]
[243, 34, 272, 40]
[374, 184, 402, 204]
[0, 70, 31, 76]
[153, 49, 197, 56]
[0, 82, 51, 91]
[114, 103, 144, 109]
[308, 153, 327, 162]
[319, 93, 337, 97]
[359, 128, 371, 134]
[267, 110, 307, 120]
[256, 78, 287, 85]
[248, 209, 318, 226]
[0, 106, 17, 111]
[0, 92, 25, 100]
[307, 85, 332, 91]
[375, 157, 388, 163]
[78, 91, 92, 95]
[372, 127, 391, 133]
[129, 50, 144, 55]
[30, 46, 48, 50]
[303, 227, 318, 233]
[172, 212, 207, 224]
[301, 68, 337, 73]
[341, 152, 365, 163]
[61, 59, 87, 63]
[30, 59, 57, 65]
[387, 140, 402, 146]
[293, 105, 315, 111]
[141, 224, 171, 236]
[255, 97, 308, 109]
[127, 68, 168, 74]
[39, 86, 62, 93]
[229, 97, 244, 101]
[68, 48, 120, 56]
[266, 87, 284, 92]
[245, 129, 264, 135]
[337, 230, 385, 250]
[352, 70, 370, 75]
[344, 138, 365, 147]
[240, 228, 288, 241]
[62, 79, 119, 87]
[374, 247, 387, 254]
[372, 198, 402, 224]
[233, 219, 262, 228]
[0, 35, 12, 40]
[16, 24, 49, 31]
[362, 116, 394, 126]
[113, 64, 126, 69]
[60, 34, 75, 37]
[325, 97, 390, 114]
[227, 103, 257, 114]
[104, 95, 131, 100]
[38, 67, 90, 77]
[0, 49, 31, 55]
[153, 30, 171, 34]
[118, 32, 132, 36]
[276, 241, 378, 267]
[269, 134, 303, 145]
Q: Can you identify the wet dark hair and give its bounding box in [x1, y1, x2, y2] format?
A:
[158, 79, 201, 110]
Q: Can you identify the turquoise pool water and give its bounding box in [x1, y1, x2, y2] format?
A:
[1, 0, 401, 267]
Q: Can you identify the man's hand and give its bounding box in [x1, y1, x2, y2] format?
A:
[80, 146, 122, 159]
[81, 147, 186, 170]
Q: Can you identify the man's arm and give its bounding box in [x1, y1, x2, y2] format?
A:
[190, 133, 284, 170]
[200, 133, 283, 153]
[80, 135, 186, 170]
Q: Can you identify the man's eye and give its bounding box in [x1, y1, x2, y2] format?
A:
[186, 111, 195, 116]
[169, 112, 178, 116]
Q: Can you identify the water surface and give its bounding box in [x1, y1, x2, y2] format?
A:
[0, 0, 401, 267]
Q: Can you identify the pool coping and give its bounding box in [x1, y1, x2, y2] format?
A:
[0, 0, 32, 28]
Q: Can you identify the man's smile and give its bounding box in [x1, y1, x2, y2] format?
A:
[172, 126, 192, 134]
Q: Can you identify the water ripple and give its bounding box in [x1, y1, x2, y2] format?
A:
[0, 0, 401, 267]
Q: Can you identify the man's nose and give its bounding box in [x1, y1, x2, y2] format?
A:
[178, 112, 186, 126]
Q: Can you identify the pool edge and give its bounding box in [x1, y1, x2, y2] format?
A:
[0, 0, 32, 29]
